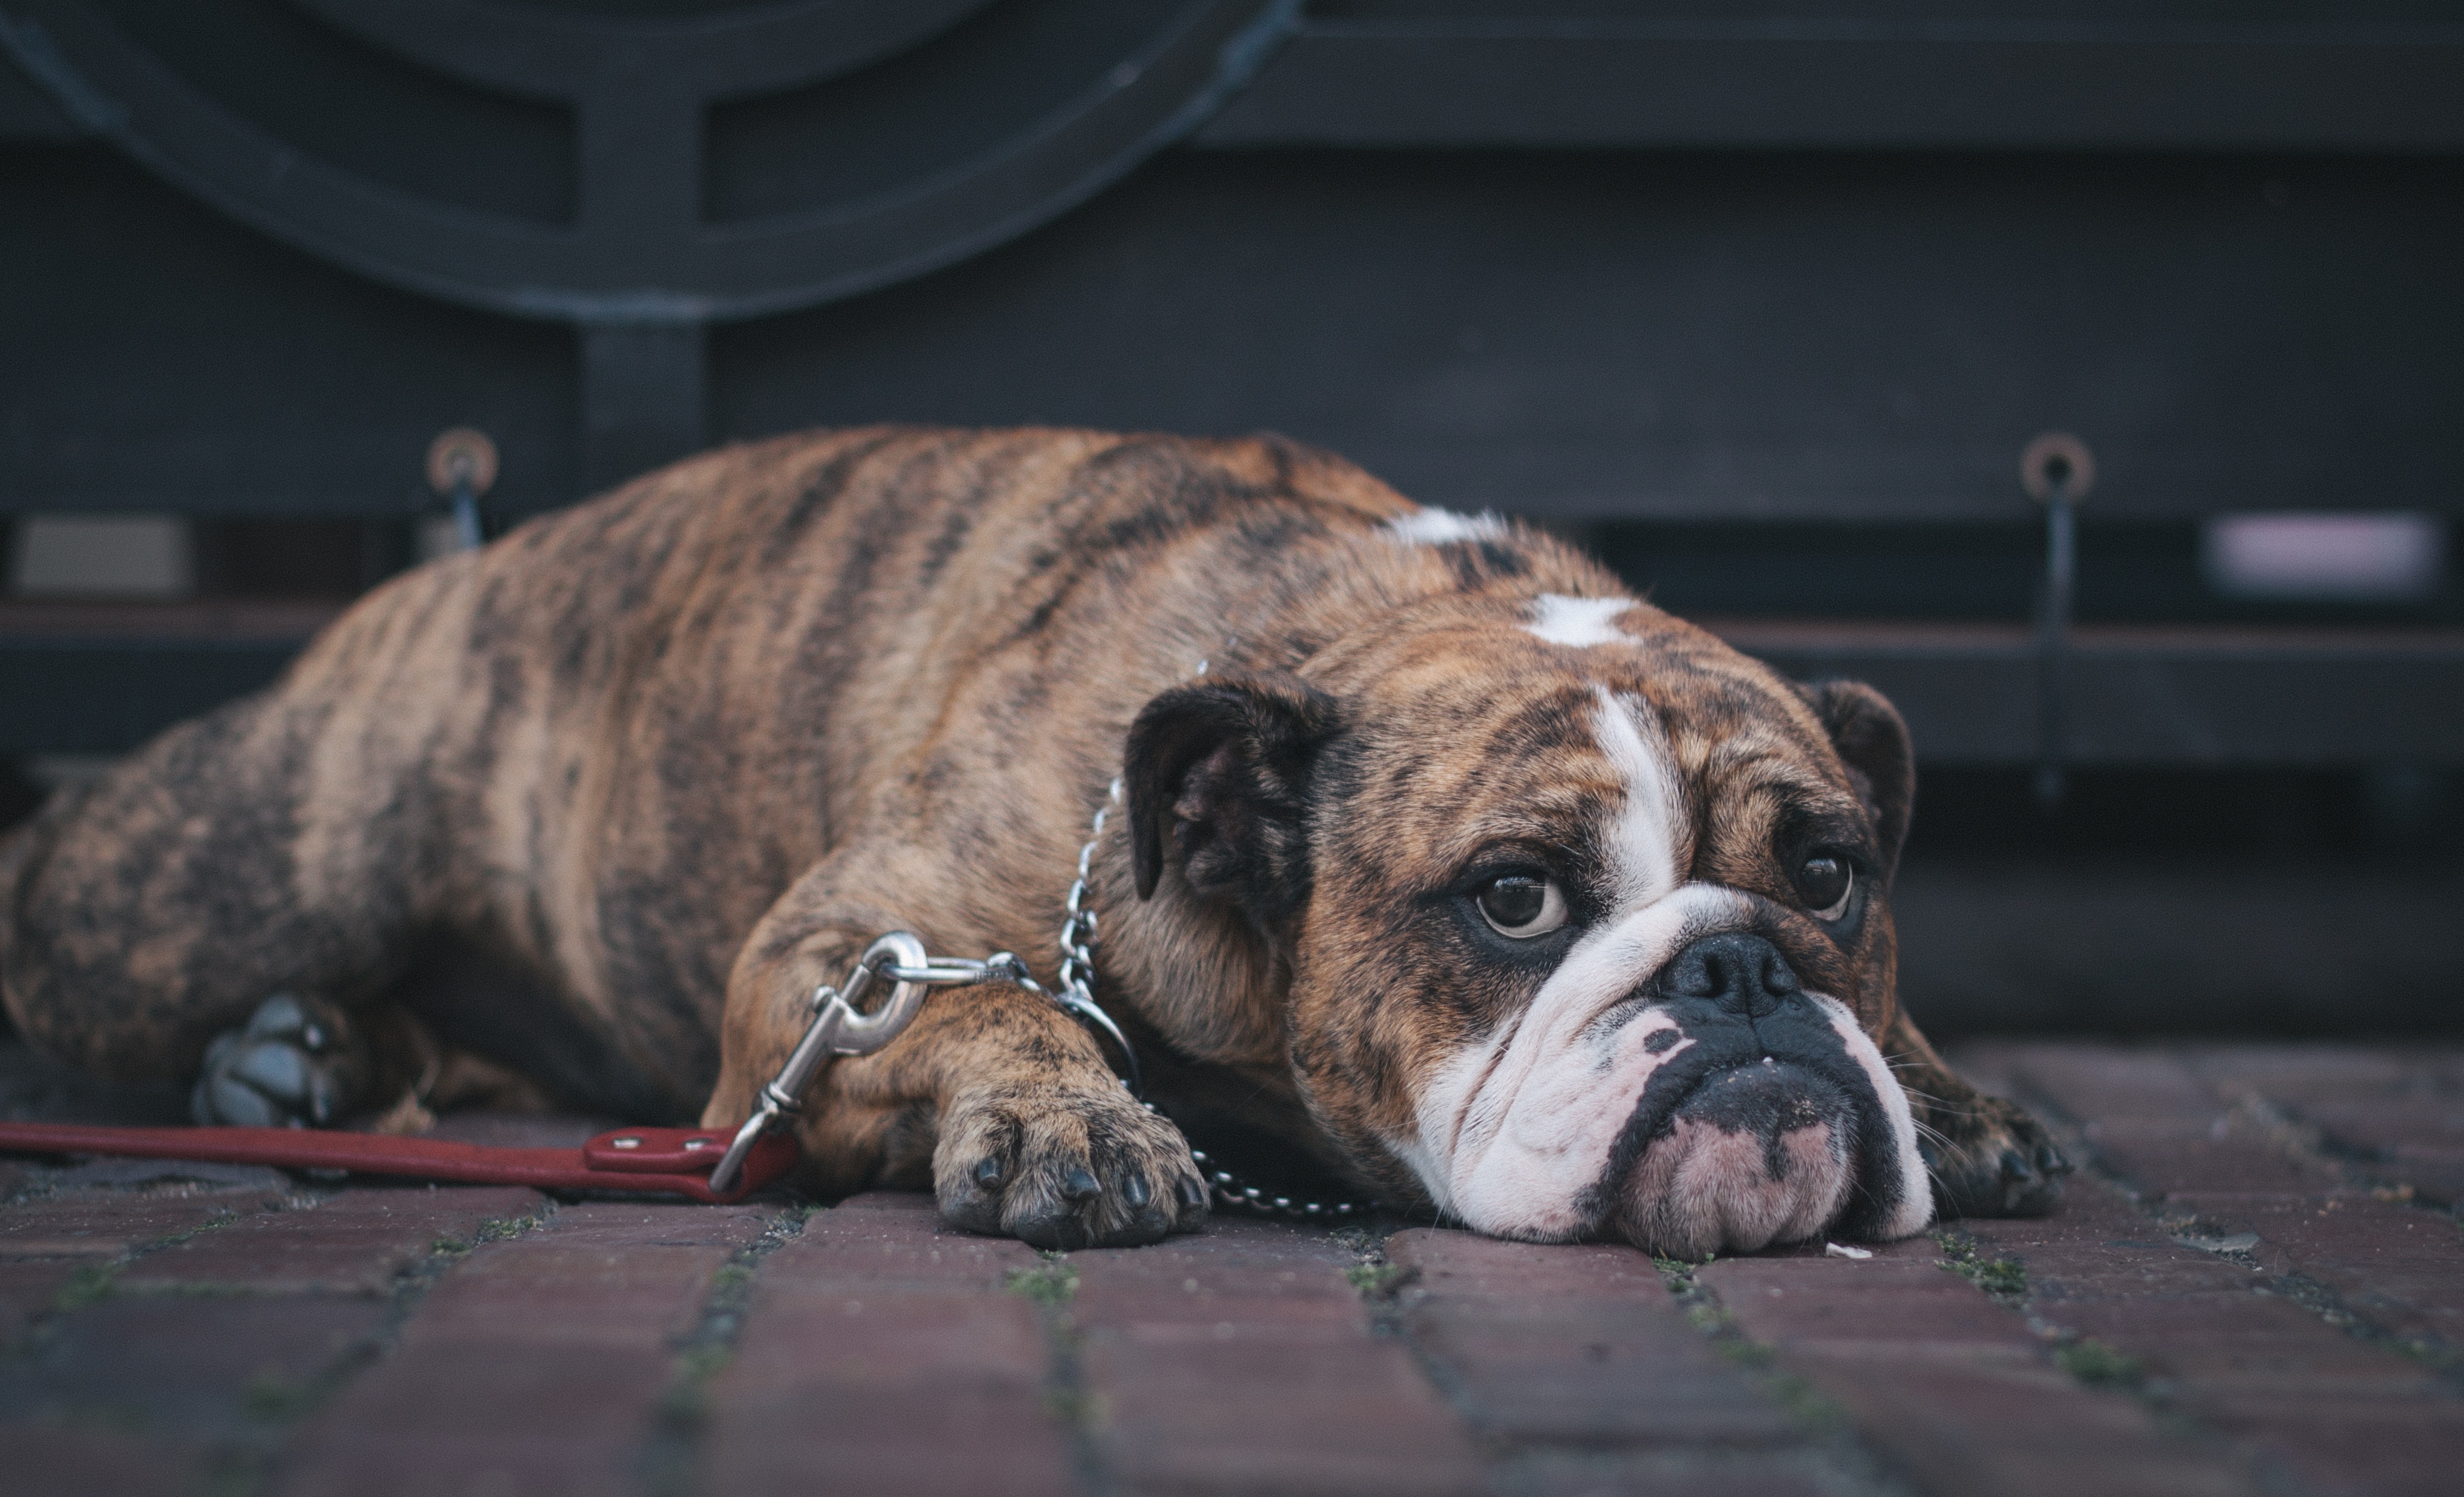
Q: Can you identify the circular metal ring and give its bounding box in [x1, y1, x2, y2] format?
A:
[833, 931, 933, 1055]
[425, 427, 499, 498]
[2020, 431, 2095, 504]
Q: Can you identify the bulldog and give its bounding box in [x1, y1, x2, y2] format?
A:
[0, 428, 2067, 1252]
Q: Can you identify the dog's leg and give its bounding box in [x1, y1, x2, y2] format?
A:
[1883, 1006, 2071, 1218]
[1, 703, 391, 1090]
[0, 677, 442, 1125]
[708, 872, 1208, 1248]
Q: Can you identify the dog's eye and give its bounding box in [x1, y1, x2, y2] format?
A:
[1794, 853, 1854, 921]
[1477, 874, 1568, 938]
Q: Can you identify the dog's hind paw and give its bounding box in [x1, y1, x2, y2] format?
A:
[934, 1081, 1209, 1249]
[191, 993, 363, 1128]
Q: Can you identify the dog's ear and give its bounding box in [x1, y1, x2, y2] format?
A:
[1795, 679, 1915, 879]
[1124, 668, 1342, 918]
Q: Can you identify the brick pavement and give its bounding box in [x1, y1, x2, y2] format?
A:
[0, 1040, 2455, 1496]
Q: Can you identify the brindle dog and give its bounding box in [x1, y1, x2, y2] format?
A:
[0, 428, 2066, 1250]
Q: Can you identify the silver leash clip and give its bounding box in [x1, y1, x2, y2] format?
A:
[706, 931, 954, 1196]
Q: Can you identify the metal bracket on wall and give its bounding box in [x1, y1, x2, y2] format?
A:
[425, 427, 499, 553]
[0, 0, 1300, 492]
[2022, 431, 2095, 807]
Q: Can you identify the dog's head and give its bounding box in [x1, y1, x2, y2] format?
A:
[1123, 539, 1930, 1255]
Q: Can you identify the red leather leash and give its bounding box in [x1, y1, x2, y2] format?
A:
[0, 1121, 800, 1203]
[0, 933, 993, 1204]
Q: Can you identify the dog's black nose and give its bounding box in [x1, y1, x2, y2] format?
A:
[1657, 933, 1804, 1021]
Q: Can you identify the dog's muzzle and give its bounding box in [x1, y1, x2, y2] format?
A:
[1588, 934, 1913, 1256]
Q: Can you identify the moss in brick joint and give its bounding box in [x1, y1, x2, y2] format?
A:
[49, 1260, 124, 1314]
[1933, 1229, 2027, 1301]
[653, 1211, 806, 1430]
[1333, 1225, 1418, 1340]
[1651, 1253, 1842, 1432]
[203, 1202, 556, 1497]
[1933, 1230, 2163, 1396]
[1000, 1250, 1107, 1478]
[39, 1205, 244, 1317]
[1005, 1252, 1080, 1308]
[641, 1205, 818, 1497]
[2264, 1267, 2460, 1383]
[429, 1209, 544, 1258]
[241, 1371, 317, 1421]
[2052, 1336, 2146, 1390]
[1007, 1253, 1099, 1424]
[1344, 1261, 1413, 1296]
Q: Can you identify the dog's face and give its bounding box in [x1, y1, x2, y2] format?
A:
[1129, 590, 1931, 1256]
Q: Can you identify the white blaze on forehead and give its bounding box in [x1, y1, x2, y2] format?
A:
[1385, 508, 1507, 545]
[1592, 686, 1686, 909]
[1527, 594, 1636, 647]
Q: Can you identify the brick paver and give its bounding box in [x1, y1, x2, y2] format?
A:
[0, 1044, 2455, 1496]
[0, 1184, 272, 1259]
[0, 1425, 200, 1497]
[701, 1192, 1076, 1497]
[1391, 1230, 1796, 1447]
[1958, 1040, 2464, 1497]
[0, 1173, 403, 1497]
[1387, 1231, 1837, 1497]
[117, 1183, 546, 1295]
[1971, 1041, 2464, 1352]
[279, 1201, 777, 1497]
[1070, 1218, 1482, 1497]
[1697, 1237, 2251, 1497]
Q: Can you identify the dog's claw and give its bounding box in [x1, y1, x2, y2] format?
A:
[1996, 1137, 2073, 1215]
[1995, 1148, 2041, 1210]
[1924, 1095, 2070, 1220]
[934, 1086, 1206, 1249]
[243, 994, 315, 1046]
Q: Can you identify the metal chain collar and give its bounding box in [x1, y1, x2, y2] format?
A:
[1058, 778, 1379, 1222]
[709, 775, 1382, 1221]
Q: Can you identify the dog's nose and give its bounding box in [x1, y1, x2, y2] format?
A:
[1656, 933, 1804, 1021]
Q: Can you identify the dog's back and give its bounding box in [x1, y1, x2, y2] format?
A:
[0, 426, 1414, 1111]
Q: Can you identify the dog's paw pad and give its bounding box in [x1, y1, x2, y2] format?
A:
[937, 1087, 1207, 1249]
[191, 993, 355, 1128]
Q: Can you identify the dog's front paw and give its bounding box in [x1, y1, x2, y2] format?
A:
[1923, 1092, 2073, 1219]
[934, 1082, 1208, 1249]
[191, 993, 366, 1128]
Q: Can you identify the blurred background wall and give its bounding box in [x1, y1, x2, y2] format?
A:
[2, 1, 2458, 1037]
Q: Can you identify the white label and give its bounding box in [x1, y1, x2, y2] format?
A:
[2202, 512, 2444, 603]
[9, 515, 194, 597]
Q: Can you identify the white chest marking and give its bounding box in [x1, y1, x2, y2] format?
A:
[1527, 594, 1636, 647]
[1385, 508, 1506, 545]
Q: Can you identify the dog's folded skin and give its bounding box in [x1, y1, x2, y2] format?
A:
[0, 428, 2066, 1250]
